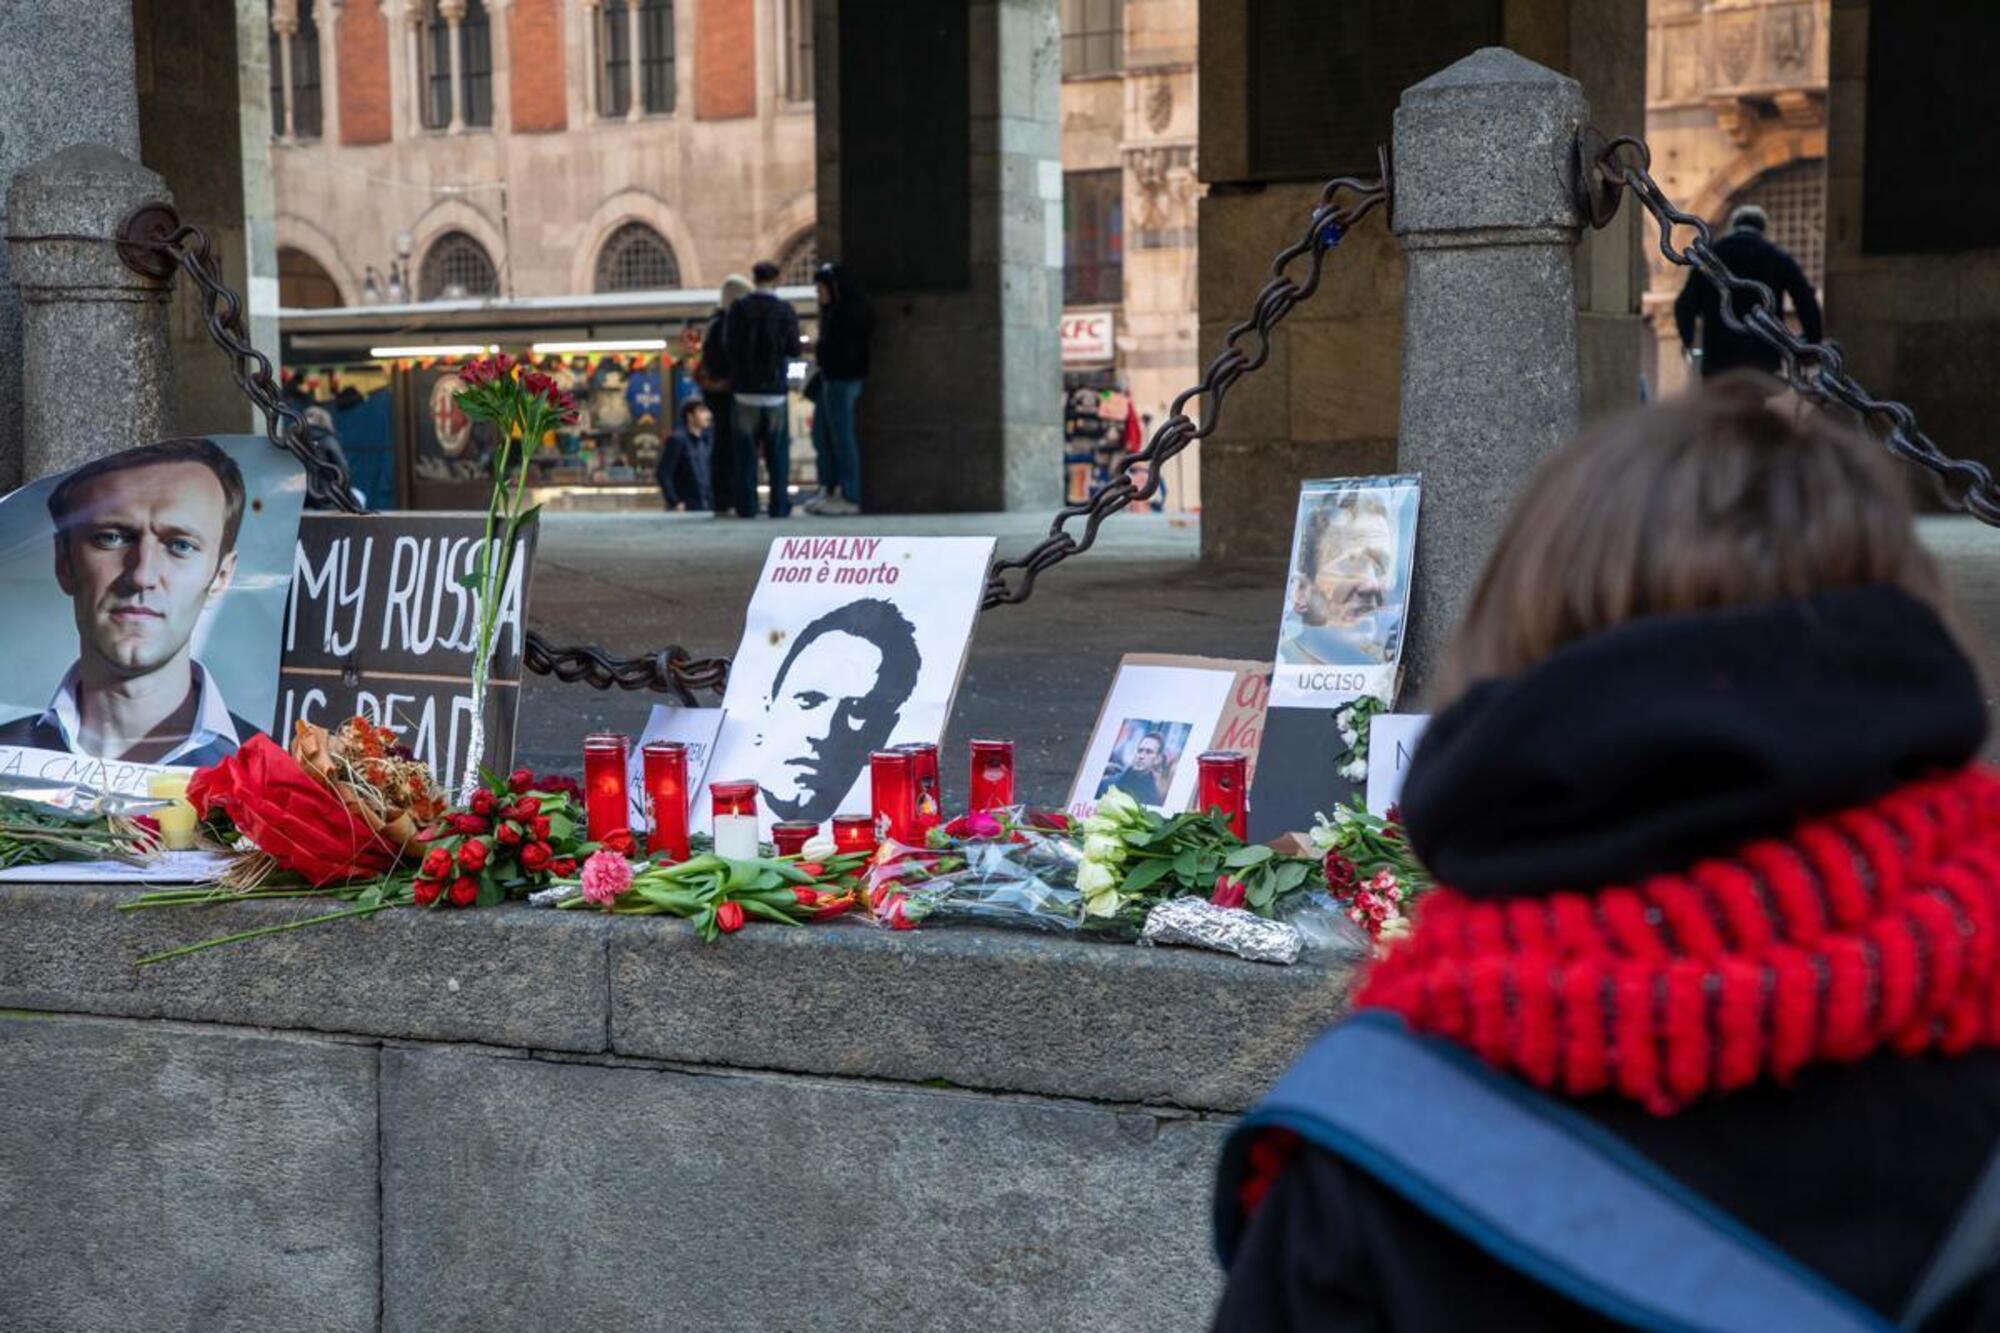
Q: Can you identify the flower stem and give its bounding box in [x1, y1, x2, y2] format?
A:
[134, 901, 393, 965]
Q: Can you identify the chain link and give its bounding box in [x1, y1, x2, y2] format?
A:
[113, 209, 732, 698]
[1578, 128, 2000, 525]
[981, 156, 1391, 609]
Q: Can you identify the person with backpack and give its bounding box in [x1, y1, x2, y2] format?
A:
[714, 260, 800, 519]
[1213, 381, 2000, 1331]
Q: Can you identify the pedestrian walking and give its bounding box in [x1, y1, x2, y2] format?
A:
[1213, 380, 2000, 1332]
[1674, 205, 1823, 379]
[697, 274, 752, 516]
[804, 261, 872, 516]
[715, 261, 801, 518]
[655, 397, 714, 511]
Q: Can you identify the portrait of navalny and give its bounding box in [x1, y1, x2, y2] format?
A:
[0, 437, 307, 785]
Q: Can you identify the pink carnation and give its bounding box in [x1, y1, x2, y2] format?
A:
[580, 849, 634, 906]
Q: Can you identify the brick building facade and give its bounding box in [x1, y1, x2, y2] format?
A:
[268, 0, 816, 306]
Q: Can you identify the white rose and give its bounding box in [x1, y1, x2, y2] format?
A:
[1095, 787, 1144, 826]
[1076, 858, 1119, 895]
[1083, 833, 1128, 863]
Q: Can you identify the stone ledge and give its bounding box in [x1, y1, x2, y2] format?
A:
[0, 882, 1355, 1109]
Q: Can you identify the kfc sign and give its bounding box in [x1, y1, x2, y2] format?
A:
[1061, 309, 1117, 367]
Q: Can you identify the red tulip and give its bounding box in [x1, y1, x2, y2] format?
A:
[531, 815, 551, 841]
[448, 876, 479, 907]
[602, 828, 635, 856]
[514, 796, 542, 818]
[458, 839, 489, 872]
[469, 788, 496, 816]
[509, 768, 535, 793]
[716, 900, 746, 933]
[451, 813, 489, 836]
[520, 842, 553, 874]
[551, 856, 579, 878]
[1210, 875, 1248, 910]
[795, 861, 824, 878]
[793, 887, 818, 907]
[412, 877, 442, 906]
[421, 847, 452, 880]
[495, 823, 524, 848]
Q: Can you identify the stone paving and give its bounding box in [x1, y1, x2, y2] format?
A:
[517, 509, 2000, 801]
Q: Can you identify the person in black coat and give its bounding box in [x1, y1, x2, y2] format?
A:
[1213, 382, 2000, 1331]
[1674, 205, 1823, 378]
[804, 261, 873, 515]
[655, 397, 713, 511]
[715, 261, 802, 518]
[697, 273, 752, 516]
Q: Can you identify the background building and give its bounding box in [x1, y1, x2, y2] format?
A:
[267, 0, 818, 308]
[1059, 0, 1202, 510]
[1641, 0, 1827, 397]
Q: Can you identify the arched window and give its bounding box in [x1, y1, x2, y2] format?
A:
[594, 222, 682, 292]
[598, 0, 675, 117]
[278, 247, 344, 308]
[1721, 158, 1826, 293]
[268, 1, 323, 139]
[419, 231, 500, 300]
[778, 231, 819, 286]
[420, 0, 493, 130]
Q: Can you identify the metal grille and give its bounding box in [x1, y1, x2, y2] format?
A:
[1061, 0, 1123, 77]
[594, 222, 682, 292]
[419, 231, 499, 300]
[1724, 157, 1825, 292]
[778, 231, 818, 286]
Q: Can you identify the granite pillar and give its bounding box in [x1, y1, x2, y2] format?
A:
[1393, 48, 1587, 703]
[7, 145, 178, 481]
[0, 2, 145, 490]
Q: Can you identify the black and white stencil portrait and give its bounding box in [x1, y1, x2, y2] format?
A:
[700, 535, 994, 832]
[0, 437, 306, 791]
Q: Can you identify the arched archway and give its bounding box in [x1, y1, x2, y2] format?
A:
[1720, 157, 1827, 292]
[418, 231, 499, 300]
[277, 245, 345, 308]
[594, 221, 683, 291]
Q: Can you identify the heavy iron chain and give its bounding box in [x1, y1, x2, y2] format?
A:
[980, 151, 1392, 609]
[112, 206, 733, 697]
[1574, 127, 2000, 526]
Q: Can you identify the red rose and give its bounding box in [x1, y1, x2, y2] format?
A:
[469, 788, 496, 816]
[602, 828, 635, 856]
[1323, 852, 1357, 891]
[412, 877, 442, 906]
[185, 735, 398, 887]
[509, 768, 534, 793]
[1210, 875, 1248, 910]
[716, 900, 746, 933]
[451, 813, 489, 836]
[551, 857, 579, 878]
[531, 815, 551, 841]
[458, 839, 489, 872]
[519, 842, 553, 873]
[448, 876, 479, 907]
[421, 847, 452, 880]
[514, 796, 542, 818]
[496, 823, 523, 848]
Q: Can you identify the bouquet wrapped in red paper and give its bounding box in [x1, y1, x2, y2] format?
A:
[189, 718, 446, 888]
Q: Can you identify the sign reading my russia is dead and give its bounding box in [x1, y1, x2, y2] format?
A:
[278, 512, 538, 795]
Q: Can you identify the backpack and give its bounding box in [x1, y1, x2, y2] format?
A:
[1215, 1012, 2000, 1332]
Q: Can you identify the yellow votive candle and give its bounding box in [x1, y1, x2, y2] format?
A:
[146, 773, 197, 851]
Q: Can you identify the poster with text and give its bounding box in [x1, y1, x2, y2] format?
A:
[699, 535, 995, 833]
[0, 436, 306, 796]
[1065, 655, 1269, 821]
[1269, 474, 1421, 708]
[278, 512, 536, 796]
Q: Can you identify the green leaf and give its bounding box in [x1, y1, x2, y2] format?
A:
[1121, 857, 1174, 894]
[1272, 859, 1312, 894]
[1171, 849, 1198, 881]
[741, 899, 802, 926]
[544, 812, 576, 845]
[1247, 877, 1276, 909]
[1224, 844, 1274, 869]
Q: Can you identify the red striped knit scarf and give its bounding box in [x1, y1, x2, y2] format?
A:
[1354, 766, 2000, 1115]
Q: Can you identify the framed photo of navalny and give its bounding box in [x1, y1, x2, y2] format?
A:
[698, 535, 996, 834]
[1064, 655, 1271, 822]
[1268, 474, 1422, 708]
[0, 437, 307, 795]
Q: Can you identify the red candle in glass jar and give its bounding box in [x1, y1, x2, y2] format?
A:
[710, 779, 761, 860]
[772, 820, 818, 857]
[870, 750, 921, 844]
[641, 741, 690, 860]
[832, 813, 877, 855]
[1196, 751, 1250, 840]
[968, 739, 1016, 812]
[894, 742, 943, 832]
[582, 732, 632, 843]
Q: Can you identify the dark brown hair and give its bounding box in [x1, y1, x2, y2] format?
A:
[46, 437, 247, 558]
[1436, 377, 1951, 704]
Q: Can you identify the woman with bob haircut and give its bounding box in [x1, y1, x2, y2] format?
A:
[1212, 380, 2000, 1331]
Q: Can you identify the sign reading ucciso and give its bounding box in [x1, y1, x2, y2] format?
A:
[278, 512, 537, 795]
